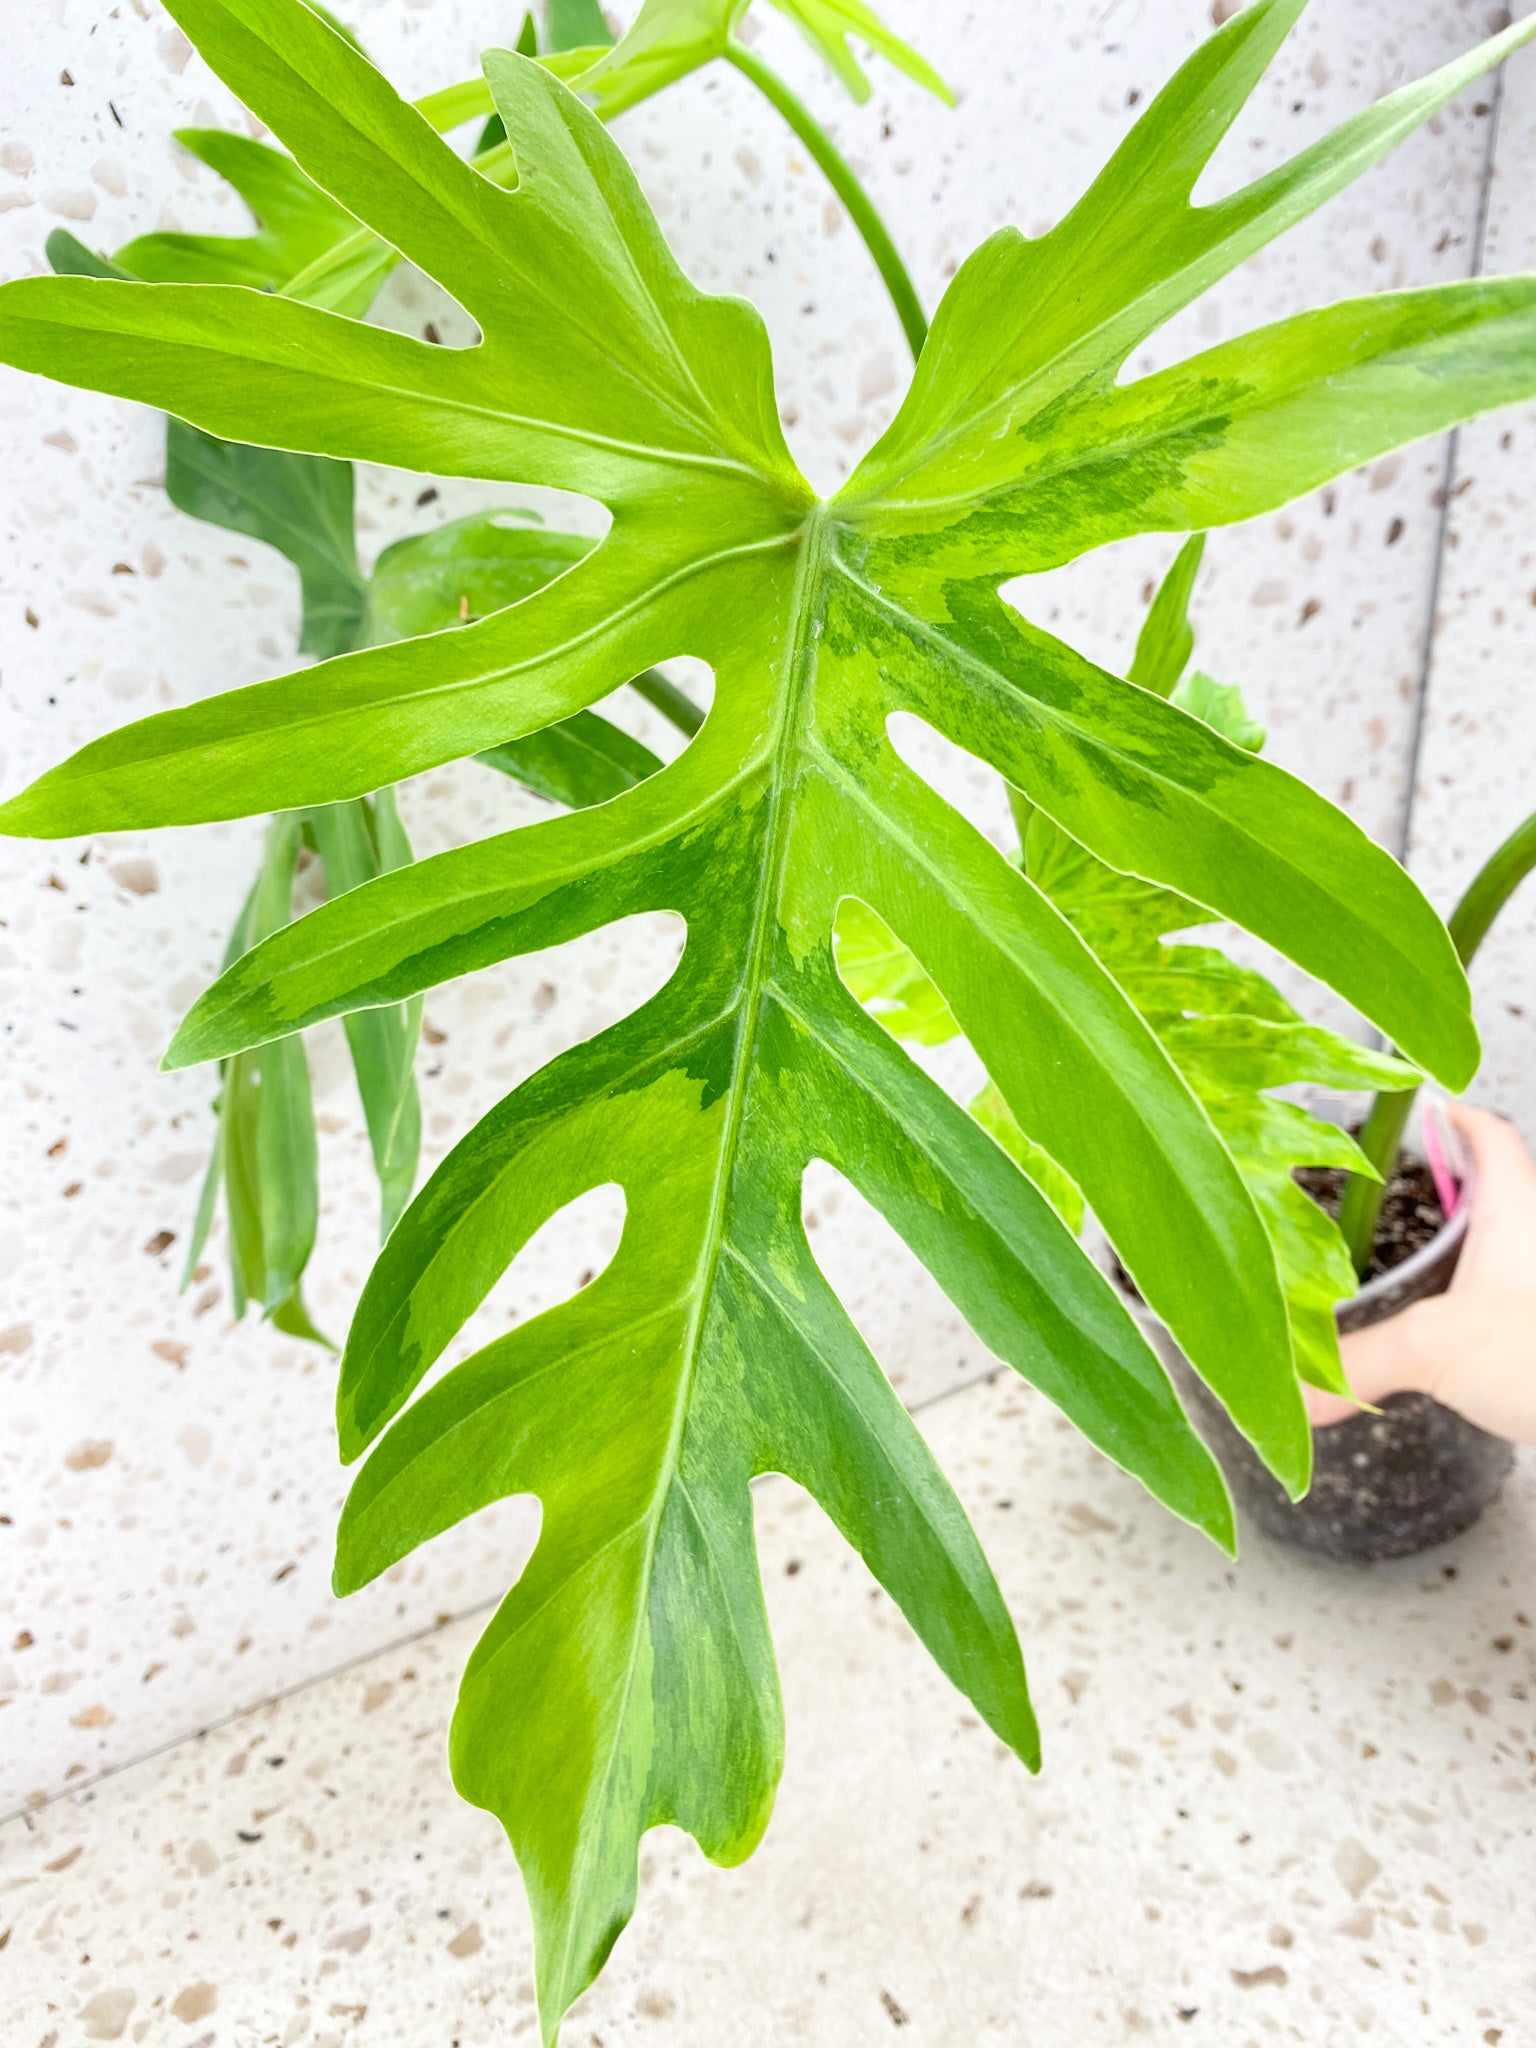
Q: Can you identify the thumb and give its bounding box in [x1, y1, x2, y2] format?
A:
[1451, 1102, 1536, 1211]
[1449, 1104, 1536, 1291]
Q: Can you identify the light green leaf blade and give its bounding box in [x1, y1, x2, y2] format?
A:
[833, 894, 957, 1045]
[832, 896, 1085, 1230]
[866, 584, 1476, 1090]
[557, 1, 747, 118]
[1033, 798, 1425, 1402]
[966, 1081, 1085, 1236]
[553, 0, 948, 120]
[985, 280, 1536, 568]
[846, 2, 1536, 518]
[334, 1054, 1041, 2023]
[6, 7, 1534, 2035]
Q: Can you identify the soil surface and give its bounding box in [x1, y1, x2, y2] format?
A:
[1294, 1156, 1444, 1281]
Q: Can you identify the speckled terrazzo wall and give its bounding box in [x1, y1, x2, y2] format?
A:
[2, 0, 1532, 1818]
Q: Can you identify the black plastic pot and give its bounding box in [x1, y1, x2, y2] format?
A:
[1130, 1208, 1515, 1562]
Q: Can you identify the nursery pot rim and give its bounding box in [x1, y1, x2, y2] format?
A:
[1334, 1185, 1472, 1337]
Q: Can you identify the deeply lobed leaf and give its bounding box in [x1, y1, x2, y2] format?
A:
[3, 3, 1532, 2037]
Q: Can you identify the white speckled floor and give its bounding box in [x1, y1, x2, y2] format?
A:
[5, 1369, 1534, 2048]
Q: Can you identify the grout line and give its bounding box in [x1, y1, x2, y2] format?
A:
[1395, 67, 1507, 868]
[2, 1360, 1011, 1829]
[0, 1601, 503, 1831]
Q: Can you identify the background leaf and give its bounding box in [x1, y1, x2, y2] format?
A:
[167, 423, 366, 658]
[765, 0, 953, 106]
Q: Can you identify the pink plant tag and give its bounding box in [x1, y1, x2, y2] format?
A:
[1422, 1098, 1465, 1220]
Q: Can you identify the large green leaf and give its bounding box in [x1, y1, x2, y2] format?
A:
[2, 3, 1532, 2036]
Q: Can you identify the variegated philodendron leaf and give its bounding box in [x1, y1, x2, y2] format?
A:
[2, 1, 1533, 2035]
[842, 533, 1422, 1397]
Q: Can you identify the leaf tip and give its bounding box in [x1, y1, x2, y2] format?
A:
[1278, 1424, 1314, 1505]
[334, 1395, 367, 1469]
[159, 1022, 201, 1073]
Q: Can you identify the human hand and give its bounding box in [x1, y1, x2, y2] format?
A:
[1306, 1104, 1536, 1445]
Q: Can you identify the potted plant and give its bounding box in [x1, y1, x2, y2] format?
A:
[4, 1, 1536, 2038]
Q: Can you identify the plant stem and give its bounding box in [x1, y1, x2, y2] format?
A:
[630, 667, 704, 736]
[1339, 804, 1536, 1274]
[1336, 1087, 1416, 1274]
[724, 42, 928, 362]
[1445, 806, 1536, 965]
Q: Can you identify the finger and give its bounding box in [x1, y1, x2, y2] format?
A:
[1328, 1291, 1536, 1446]
[1415, 1291, 1536, 1445]
[1449, 1104, 1536, 1290]
[1319, 1316, 1426, 1421]
[1450, 1102, 1536, 1212]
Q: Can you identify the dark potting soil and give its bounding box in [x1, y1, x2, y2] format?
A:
[1293, 1156, 1444, 1282]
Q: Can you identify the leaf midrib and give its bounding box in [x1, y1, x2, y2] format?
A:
[543, 507, 830, 2002]
[24, 280, 776, 484]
